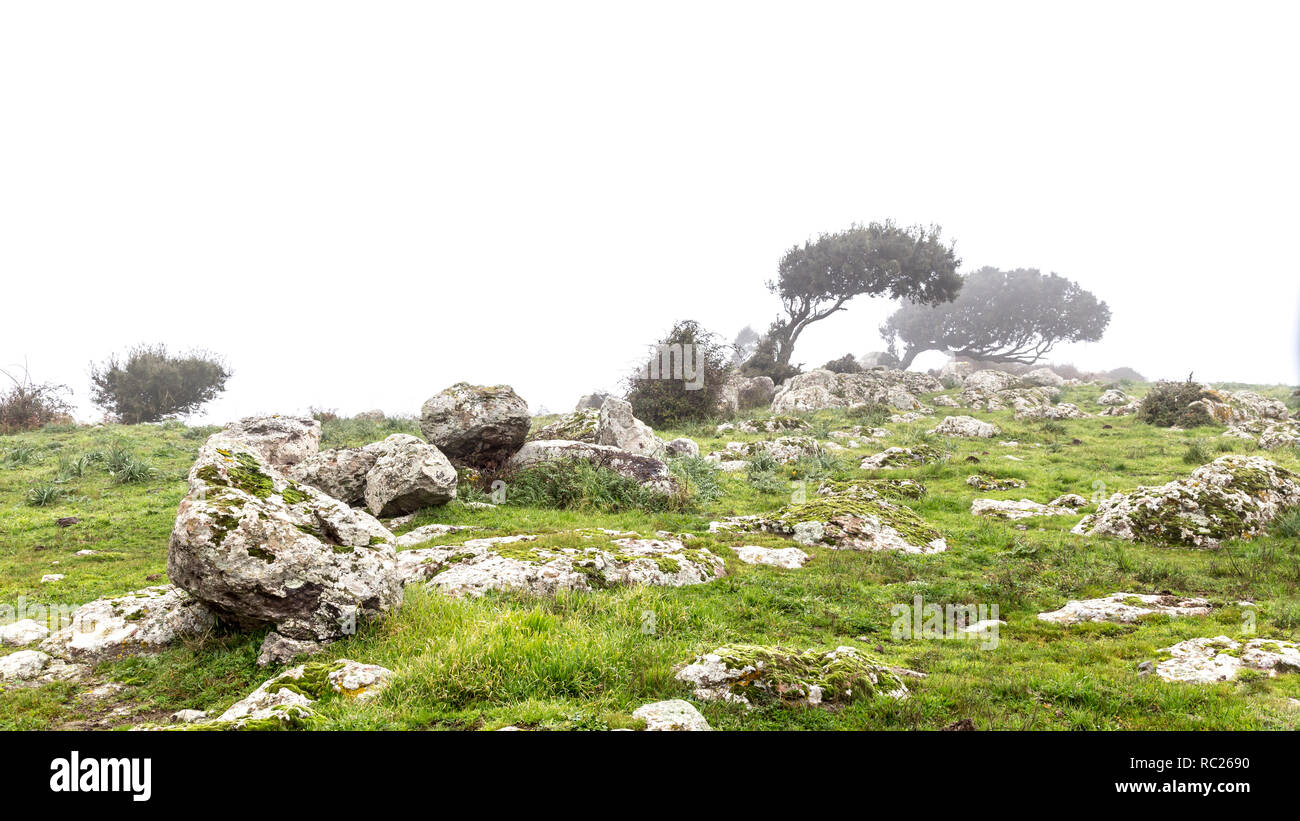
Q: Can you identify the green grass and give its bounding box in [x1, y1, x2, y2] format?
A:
[2, 386, 1300, 731]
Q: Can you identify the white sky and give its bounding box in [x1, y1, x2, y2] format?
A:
[2, 1, 1297, 422]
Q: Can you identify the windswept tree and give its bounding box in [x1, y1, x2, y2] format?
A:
[744, 221, 962, 377]
[90, 344, 231, 424]
[879, 267, 1111, 369]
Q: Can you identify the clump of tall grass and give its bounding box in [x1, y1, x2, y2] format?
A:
[1181, 437, 1212, 465]
[502, 458, 691, 513]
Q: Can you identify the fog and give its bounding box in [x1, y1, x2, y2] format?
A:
[2, 1, 1297, 423]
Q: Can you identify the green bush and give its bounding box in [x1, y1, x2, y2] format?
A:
[821, 354, 862, 374]
[1137, 380, 1214, 428]
[624, 320, 732, 427]
[90, 344, 231, 424]
[0, 369, 74, 434]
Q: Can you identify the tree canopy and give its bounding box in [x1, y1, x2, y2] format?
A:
[745, 221, 961, 376]
[879, 267, 1111, 369]
[90, 344, 231, 424]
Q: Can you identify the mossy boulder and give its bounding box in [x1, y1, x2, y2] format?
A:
[1072, 455, 1300, 547]
[675, 644, 916, 707]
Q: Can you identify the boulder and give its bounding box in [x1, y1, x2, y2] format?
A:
[575, 392, 612, 411]
[361, 434, 458, 516]
[770, 369, 941, 414]
[0, 650, 52, 682]
[713, 436, 823, 465]
[937, 360, 976, 388]
[731, 545, 811, 569]
[395, 534, 724, 597]
[737, 416, 810, 433]
[1037, 593, 1211, 625]
[971, 496, 1083, 520]
[665, 437, 700, 458]
[596, 397, 665, 458]
[676, 645, 915, 707]
[506, 440, 678, 494]
[221, 415, 321, 469]
[355, 409, 386, 422]
[965, 475, 1026, 491]
[1015, 402, 1087, 420]
[419, 383, 531, 469]
[39, 585, 215, 661]
[1022, 367, 1065, 388]
[718, 374, 776, 414]
[1155, 636, 1300, 683]
[1096, 389, 1130, 406]
[929, 415, 999, 438]
[0, 619, 50, 647]
[711, 487, 945, 554]
[168, 432, 403, 657]
[859, 444, 946, 470]
[288, 447, 379, 506]
[1187, 387, 1292, 427]
[632, 699, 712, 731]
[184, 659, 396, 730]
[1071, 455, 1300, 547]
[962, 370, 1020, 393]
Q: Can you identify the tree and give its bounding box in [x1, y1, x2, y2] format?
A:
[731, 326, 761, 365]
[879, 267, 1111, 369]
[624, 320, 732, 426]
[758, 221, 962, 370]
[90, 344, 231, 424]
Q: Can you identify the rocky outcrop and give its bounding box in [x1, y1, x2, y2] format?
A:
[173, 659, 396, 730]
[1190, 389, 1291, 427]
[168, 432, 403, 660]
[965, 475, 1026, 491]
[1022, 367, 1065, 388]
[711, 436, 823, 466]
[1071, 455, 1300, 547]
[1015, 402, 1087, 420]
[731, 545, 811, 569]
[596, 397, 666, 458]
[937, 360, 975, 388]
[676, 644, 915, 707]
[737, 416, 809, 434]
[39, 585, 216, 661]
[395, 533, 724, 597]
[632, 699, 712, 731]
[971, 496, 1084, 519]
[361, 434, 458, 516]
[506, 440, 678, 494]
[1, 619, 50, 647]
[221, 415, 321, 469]
[1224, 419, 1300, 451]
[665, 437, 700, 458]
[1037, 593, 1211, 625]
[574, 392, 611, 411]
[712, 488, 945, 554]
[770, 369, 941, 414]
[859, 444, 946, 470]
[1155, 637, 1300, 683]
[1096, 389, 1130, 406]
[0, 650, 84, 685]
[419, 383, 531, 470]
[288, 447, 379, 506]
[930, 415, 999, 438]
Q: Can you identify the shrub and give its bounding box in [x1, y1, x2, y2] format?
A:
[26, 484, 68, 507]
[320, 415, 421, 449]
[0, 369, 74, 434]
[624, 320, 732, 427]
[90, 344, 231, 424]
[1182, 438, 1212, 465]
[822, 354, 862, 374]
[668, 456, 723, 504]
[1136, 380, 1214, 428]
[845, 403, 890, 427]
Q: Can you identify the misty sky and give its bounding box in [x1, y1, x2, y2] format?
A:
[3, 2, 1297, 423]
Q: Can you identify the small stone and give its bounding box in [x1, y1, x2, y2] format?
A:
[631, 699, 712, 731]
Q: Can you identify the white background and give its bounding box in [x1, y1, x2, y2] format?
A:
[2, 1, 1297, 422]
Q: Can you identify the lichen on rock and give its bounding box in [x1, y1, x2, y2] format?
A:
[675, 644, 919, 707]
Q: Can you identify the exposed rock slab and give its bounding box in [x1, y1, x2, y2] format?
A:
[930, 415, 999, 438]
[632, 699, 712, 731]
[676, 644, 916, 707]
[1037, 593, 1212, 625]
[731, 545, 811, 569]
[1156, 636, 1300, 683]
[40, 585, 216, 661]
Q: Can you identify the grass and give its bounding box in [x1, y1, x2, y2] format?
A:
[2, 384, 1299, 731]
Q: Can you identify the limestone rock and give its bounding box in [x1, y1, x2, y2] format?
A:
[0, 619, 50, 647]
[676, 644, 914, 707]
[1096, 389, 1130, 406]
[419, 382, 531, 469]
[531, 408, 600, 443]
[40, 585, 216, 661]
[859, 445, 946, 470]
[712, 490, 945, 554]
[221, 415, 321, 469]
[965, 475, 1026, 491]
[1155, 637, 1300, 683]
[1071, 455, 1300, 547]
[1015, 402, 1087, 420]
[574, 392, 612, 411]
[1022, 367, 1065, 387]
[632, 699, 712, 731]
[770, 369, 940, 414]
[930, 415, 999, 438]
[665, 437, 700, 458]
[971, 497, 1080, 519]
[596, 397, 665, 458]
[362, 434, 458, 516]
[168, 432, 403, 651]
[395, 534, 724, 597]
[1037, 593, 1212, 625]
[288, 446, 379, 506]
[731, 545, 811, 569]
[0, 650, 51, 681]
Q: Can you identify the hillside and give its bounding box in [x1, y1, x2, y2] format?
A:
[1, 380, 1299, 731]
